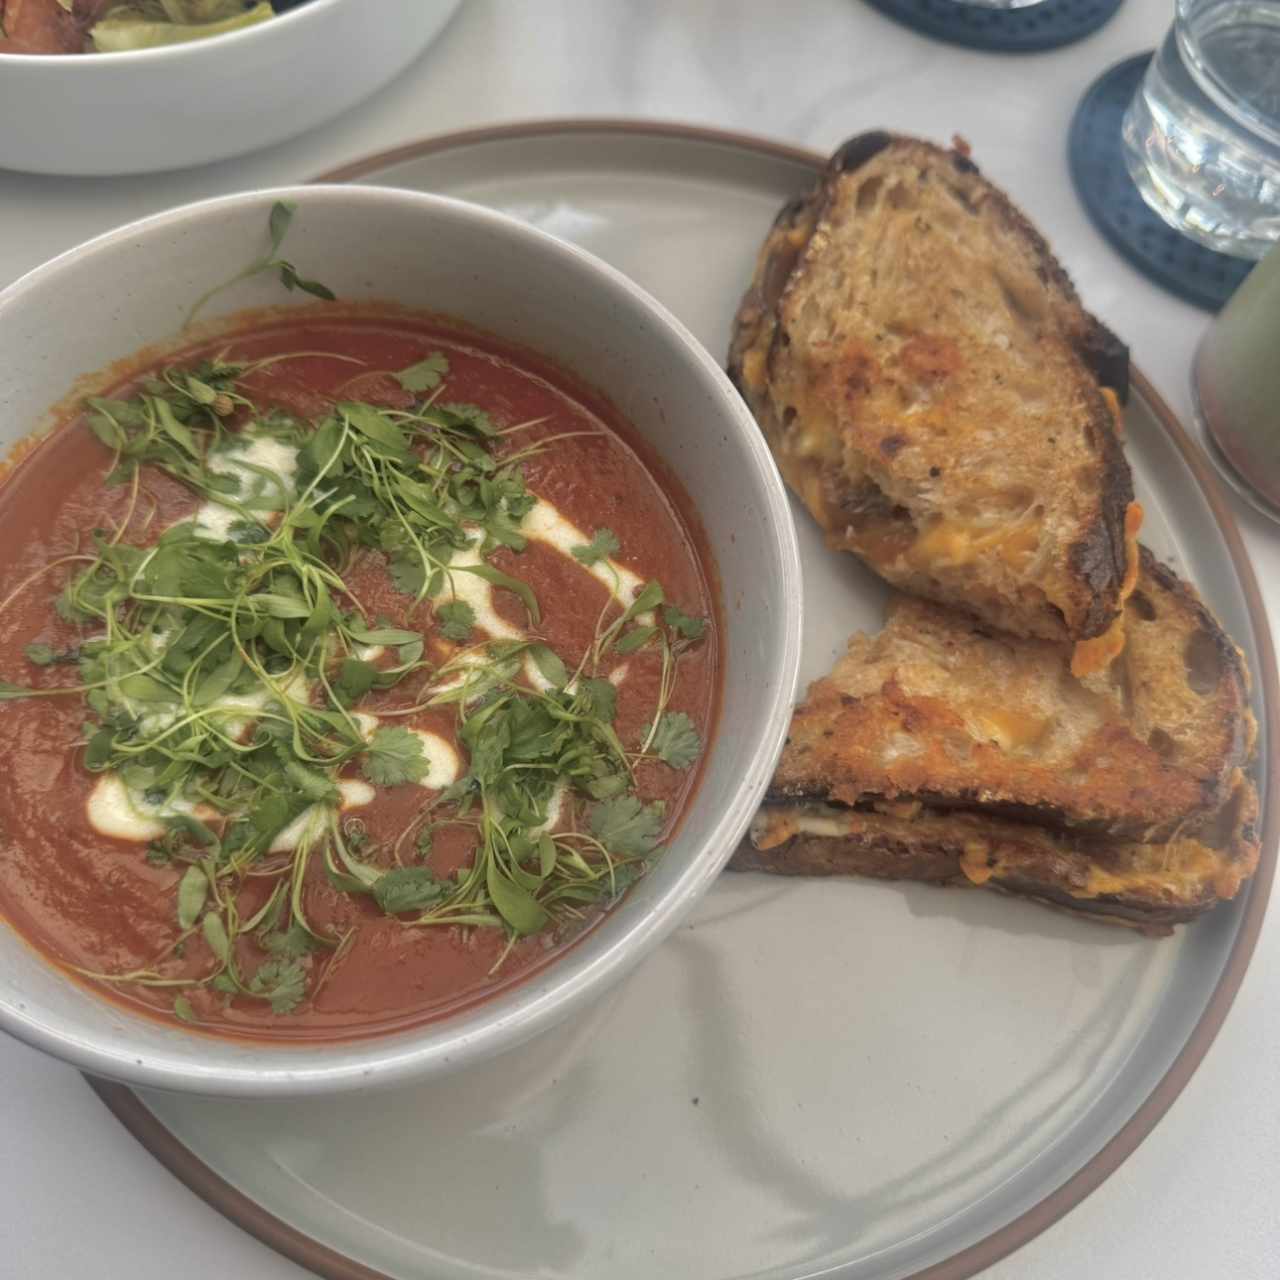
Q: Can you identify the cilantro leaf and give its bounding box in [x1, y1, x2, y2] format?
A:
[585, 773, 628, 801]
[335, 658, 378, 703]
[437, 402, 498, 436]
[650, 712, 701, 769]
[436, 599, 476, 643]
[580, 677, 617, 723]
[571, 528, 621, 567]
[373, 866, 447, 915]
[362, 726, 429, 786]
[663, 604, 707, 640]
[248, 957, 308, 1015]
[395, 352, 450, 392]
[261, 925, 316, 959]
[589, 795, 666, 857]
[388, 554, 428, 597]
[23, 643, 55, 666]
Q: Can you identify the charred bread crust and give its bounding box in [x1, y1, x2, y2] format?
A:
[730, 833, 1191, 934]
[1071, 431, 1137, 641]
[831, 130, 895, 174]
[732, 777, 1259, 935]
[1077, 317, 1130, 405]
[729, 130, 1138, 645]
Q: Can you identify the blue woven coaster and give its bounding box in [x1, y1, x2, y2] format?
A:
[863, 0, 1123, 53]
[1068, 52, 1254, 311]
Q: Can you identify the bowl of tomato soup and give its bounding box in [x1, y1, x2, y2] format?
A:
[0, 186, 801, 1094]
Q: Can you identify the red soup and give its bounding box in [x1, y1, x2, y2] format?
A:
[0, 308, 719, 1040]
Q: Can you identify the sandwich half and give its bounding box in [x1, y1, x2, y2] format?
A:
[729, 131, 1142, 673]
[737, 783, 1259, 935]
[733, 550, 1260, 932]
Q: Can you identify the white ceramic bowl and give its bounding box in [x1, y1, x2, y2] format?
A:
[0, 185, 802, 1095]
[0, 0, 460, 176]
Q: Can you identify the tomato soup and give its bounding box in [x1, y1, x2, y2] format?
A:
[0, 308, 719, 1040]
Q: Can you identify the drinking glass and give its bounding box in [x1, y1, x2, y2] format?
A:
[1122, 0, 1280, 260]
[1193, 242, 1280, 520]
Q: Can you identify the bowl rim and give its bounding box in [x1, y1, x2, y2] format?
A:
[0, 183, 805, 1094]
[0, 0, 345, 66]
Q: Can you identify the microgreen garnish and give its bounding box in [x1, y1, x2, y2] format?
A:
[24, 641, 79, 666]
[663, 604, 707, 641]
[571, 528, 620, 566]
[395, 353, 450, 392]
[649, 711, 702, 769]
[435, 600, 476, 643]
[362, 726, 429, 787]
[589, 795, 666, 858]
[373, 866, 447, 915]
[184, 200, 335, 328]
[248, 957, 309, 1015]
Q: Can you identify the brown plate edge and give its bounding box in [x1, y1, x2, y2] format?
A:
[86, 120, 1280, 1280]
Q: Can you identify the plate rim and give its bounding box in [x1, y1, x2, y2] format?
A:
[88, 118, 1280, 1280]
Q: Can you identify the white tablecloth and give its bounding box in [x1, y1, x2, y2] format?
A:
[1, 2, 1277, 1277]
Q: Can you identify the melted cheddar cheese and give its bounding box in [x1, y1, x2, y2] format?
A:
[741, 346, 768, 393]
[1099, 386, 1125, 439]
[959, 838, 996, 885]
[858, 514, 1042, 576]
[1084, 838, 1239, 902]
[967, 707, 1050, 751]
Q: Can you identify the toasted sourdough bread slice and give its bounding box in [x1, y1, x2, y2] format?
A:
[734, 777, 1260, 935]
[769, 549, 1256, 841]
[728, 130, 1141, 668]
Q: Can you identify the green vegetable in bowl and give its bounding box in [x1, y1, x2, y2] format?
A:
[90, 0, 273, 52]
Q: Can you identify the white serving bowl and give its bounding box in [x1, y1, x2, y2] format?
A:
[0, 0, 460, 176]
[0, 185, 802, 1096]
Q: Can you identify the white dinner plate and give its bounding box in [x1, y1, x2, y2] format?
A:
[91, 122, 1278, 1280]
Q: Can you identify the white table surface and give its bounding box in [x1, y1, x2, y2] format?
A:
[1, 2, 1277, 1277]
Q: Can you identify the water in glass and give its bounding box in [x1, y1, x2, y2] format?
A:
[1123, 0, 1280, 260]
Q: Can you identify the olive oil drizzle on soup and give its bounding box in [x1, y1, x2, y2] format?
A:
[0, 312, 718, 1040]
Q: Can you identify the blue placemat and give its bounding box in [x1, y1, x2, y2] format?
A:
[1068, 52, 1254, 311]
[863, 0, 1123, 53]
